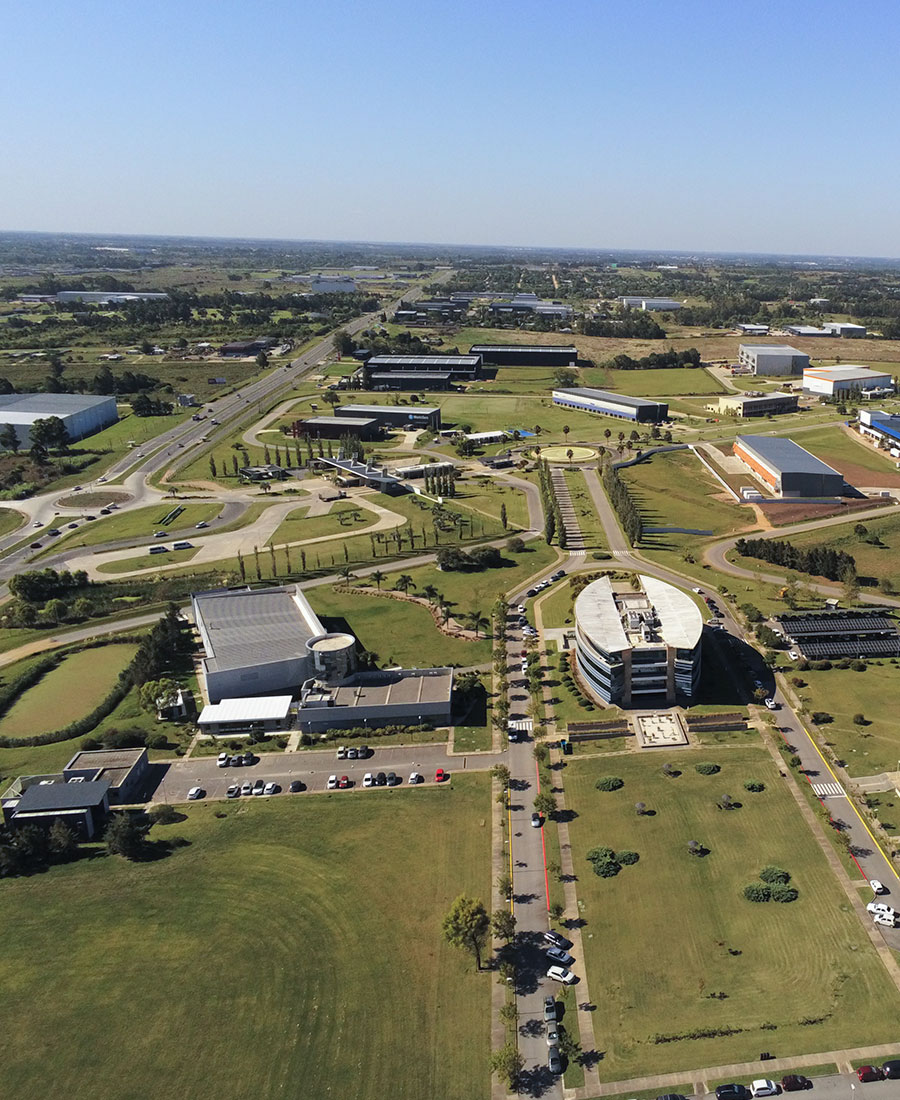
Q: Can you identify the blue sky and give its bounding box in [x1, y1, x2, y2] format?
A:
[4, 0, 899, 255]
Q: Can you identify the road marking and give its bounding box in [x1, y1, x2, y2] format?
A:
[509, 718, 533, 732]
[812, 781, 847, 798]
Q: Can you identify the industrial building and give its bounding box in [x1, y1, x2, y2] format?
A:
[336, 404, 441, 430]
[616, 296, 683, 311]
[363, 354, 482, 380]
[219, 338, 273, 357]
[738, 344, 810, 376]
[736, 323, 770, 335]
[858, 408, 900, 450]
[293, 415, 383, 441]
[709, 392, 799, 417]
[309, 276, 357, 294]
[733, 435, 844, 498]
[784, 325, 830, 338]
[0, 393, 118, 450]
[297, 667, 453, 732]
[393, 299, 467, 324]
[802, 366, 894, 397]
[824, 322, 867, 338]
[574, 575, 702, 706]
[315, 456, 406, 493]
[552, 386, 668, 423]
[468, 343, 578, 367]
[368, 371, 453, 391]
[198, 696, 294, 735]
[488, 293, 574, 320]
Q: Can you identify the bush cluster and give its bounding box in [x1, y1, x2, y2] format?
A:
[695, 762, 721, 775]
[586, 845, 639, 878]
[595, 776, 624, 791]
[745, 866, 798, 903]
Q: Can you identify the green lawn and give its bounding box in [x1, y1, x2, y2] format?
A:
[582, 365, 726, 397]
[0, 506, 25, 537]
[454, 477, 530, 530]
[434, 394, 615, 441]
[783, 425, 900, 481]
[794, 662, 900, 778]
[0, 777, 491, 1100]
[564, 747, 900, 1080]
[95, 547, 200, 574]
[47, 502, 224, 553]
[788, 511, 900, 592]
[2, 644, 138, 738]
[562, 469, 606, 551]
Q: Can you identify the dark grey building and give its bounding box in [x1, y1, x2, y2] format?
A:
[5, 780, 111, 839]
[336, 404, 441, 430]
[364, 354, 481, 380]
[733, 435, 845, 498]
[294, 415, 383, 441]
[469, 343, 578, 367]
[368, 371, 453, 391]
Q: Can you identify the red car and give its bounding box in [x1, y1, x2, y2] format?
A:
[338, 775, 350, 789]
[857, 1067, 883, 1083]
[435, 768, 447, 783]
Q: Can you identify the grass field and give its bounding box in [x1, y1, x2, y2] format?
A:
[2, 644, 138, 738]
[582, 366, 726, 397]
[0, 506, 25, 537]
[0, 777, 491, 1100]
[48, 502, 224, 553]
[783, 425, 900, 483]
[562, 469, 606, 551]
[453, 476, 530, 530]
[434, 393, 616, 441]
[564, 748, 900, 1081]
[95, 546, 199, 574]
[788, 510, 900, 591]
[265, 499, 378, 546]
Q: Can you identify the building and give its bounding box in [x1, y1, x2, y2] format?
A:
[336, 404, 441, 431]
[394, 299, 467, 324]
[219, 338, 272, 357]
[809, 298, 831, 307]
[552, 386, 668, 423]
[297, 668, 453, 731]
[738, 344, 810, 376]
[54, 291, 169, 304]
[364, 354, 481, 380]
[62, 748, 150, 804]
[574, 575, 702, 706]
[466, 430, 510, 445]
[803, 366, 894, 397]
[488, 293, 574, 320]
[709, 392, 799, 417]
[824, 322, 867, 338]
[0, 393, 118, 450]
[616, 296, 682, 311]
[240, 464, 289, 481]
[736, 323, 770, 336]
[733, 435, 844, 498]
[315, 456, 407, 493]
[192, 585, 352, 703]
[367, 371, 453, 391]
[293, 415, 382, 441]
[198, 696, 294, 735]
[858, 408, 900, 451]
[309, 276, 357, 294]
[784, 325, 829, 337]
[392, 461, 455, 479]
[468, 343, 578, 367]
[177, 393, 198, 407]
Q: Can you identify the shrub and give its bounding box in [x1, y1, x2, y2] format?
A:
[770, 883, 799, 903]
[811, 712, 832, 724]
[759, 865, 791, 884]
[617, 850, 639, 865]
[149, 803, 178, 825]
[595, 776, 623, 791]
[744, 780, 765, 793]
[146, 732, 168, 750]
[851, 660, 867, 672]
[695, 762, 720, 775]
[586, 846, 616, 864]
[743, 883, 772, 902]
[592, 859, 620, 877]
[852, 713, 867, 726]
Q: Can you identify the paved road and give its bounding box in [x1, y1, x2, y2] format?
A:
[149, 742, 492, 804]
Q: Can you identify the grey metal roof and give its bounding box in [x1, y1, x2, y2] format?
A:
[469, 344, 577, 354]
[193, 586, 324, 675]
[735, 435, 841, 477]
[366, 355, 481, 368]
[739, 344, 807, 356]
[16, 780, 110, 812]
[369, 372, 452, 381]
[298, 416, 379, 428]
[338, 404, 439, 416]
[554, 387, 666, 410]
[0, 393, 116, 416]
[199, 696, 293, 723]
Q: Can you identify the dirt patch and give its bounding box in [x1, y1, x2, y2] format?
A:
[56, 489, 131, 508]
[759, 497, 892, 526]
[826, 459, 900, 489]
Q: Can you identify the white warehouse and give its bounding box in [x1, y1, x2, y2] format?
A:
[803, 366, 894, 397]
[738, 344, 810, 376]
[0, 393, 118, 450]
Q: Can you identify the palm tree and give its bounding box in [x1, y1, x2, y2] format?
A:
[604, 428, 611, 442]
[562, 424, 570, 441]
[337, 564, 353, 582]
[395, 574, 414, 594]
[422, 584, 439, 605]
[371, 569, 384, 590]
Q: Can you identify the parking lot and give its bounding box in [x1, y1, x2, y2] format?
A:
[148, 742, 493, 804]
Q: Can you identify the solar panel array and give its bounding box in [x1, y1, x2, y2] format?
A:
[798, 638, 900, 659]
[778, 613, 897, 637]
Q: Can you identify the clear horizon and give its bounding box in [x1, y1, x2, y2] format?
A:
[6, 0, 900, 256]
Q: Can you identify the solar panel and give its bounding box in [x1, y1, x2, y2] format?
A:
[798, 638, 900, 659]
[778, 614, 898, 637]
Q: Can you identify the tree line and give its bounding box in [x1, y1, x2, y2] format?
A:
[606, 348, 702, 371]
[603, 465, 643, 545]
[735, 537, 857, 582]
[536, 458, 565, 548]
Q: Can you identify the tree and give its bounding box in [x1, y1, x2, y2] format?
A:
[499, 502, 507, 529]
[256, 350, 269, 369]
[43, 597, 67, 624]
[533, 791, 556, 816]
[138, 677, 181, 714]
[442, 894, 490, 970]
[29, 415, 69, 453]
[490, 1045, 524, 1089]
[490, 764, 511, 785]
[48, 819, 78, 862]
[371, 569, 384, 590]
[0, 423, 19, 453]
[635, 801, 647, 815]
[491, 908, 516, 941]
[105, 813, 148, 860]
[394, 573, 414, 594]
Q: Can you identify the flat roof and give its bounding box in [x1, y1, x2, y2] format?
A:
[554, 387, 666, 410]
[65, 748, 144, 787]
[367, 355, 480, 368]
[17, 780, 110, 812]
[298, 416, 379, 428]
[369, 371, 452, 381]
[804, 366, 890, 381]
[468, 343, 577, 354]
[199, 696, 293, 723]
[193, 586, 324, 675]
[327, 668, 453, 708]
[739, 344, 807, 356]
[720, 391, 796, 404]
[735, 435, 841, 477]
[338, 404, 439, 416]
[575, 575, 702, 652]
[0, 393, 115, 417]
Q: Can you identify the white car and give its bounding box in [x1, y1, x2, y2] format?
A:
[871, 879, 887, 894]
[873, 912, 897, 928]
[408, 772, 422, 784]
[867, 901, 896, 918]
[363, 772, 374, 788]
[327, 775, 338, 790]
[336, 746, 346, 759]
[217, 752, 229, 768]
[187, 786, 203, 801]
[517, 605, 527, 614]
[263, 782, 276, 796]
[32, 520, 42, 528]
[764, 698, 778, 710]
[692, 587, 703, 594]
[547, 965, 576, 984]
[751, 1080, 778, 1097]
[195, 521, 209, 529]
[97, 475, 108, 483]
[788, 650, 799, 661]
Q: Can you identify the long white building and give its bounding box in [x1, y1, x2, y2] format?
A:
[0, 393, 118, 450]
[803, 366, 894, 397]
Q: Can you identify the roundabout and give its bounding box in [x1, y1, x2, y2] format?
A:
[538, 444, 597, 463]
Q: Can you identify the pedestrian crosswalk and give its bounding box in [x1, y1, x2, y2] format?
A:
[812, 781, 846, 798]
[508, 718, 533, 732]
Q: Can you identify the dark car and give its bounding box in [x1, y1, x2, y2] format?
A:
[548, 1046, 561, 1075]
[229, 755, 243, 767]
[358, 745, 369, 758]
[858, 1067, 883, 1083]
[375, 771, 387, 786]
[242, 752, 255, 766]
[387, 771, 399, 786]
[29, 541, 42, 549]
[289, 780, 305, 793]
[882, 1062, 900, 1080]
[716, 1086, 751, 1100]
[781, 1077, 812, 1092]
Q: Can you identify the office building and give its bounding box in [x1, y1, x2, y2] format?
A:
[736, 323, 769, 335]
[336, 404, 441, 430]
[738, 344, 810, 376]
[709, 392, 799, 417]
[552, 386, 668, 422]
[293, 415, 383, 440]
[858, 408, 900, 450]
[733, 435, 844, 498]
[364, 354, 481, 380]
[823, 322, 867, 338]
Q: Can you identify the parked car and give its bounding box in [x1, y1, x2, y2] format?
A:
[545, 947, 574, 967]
[716, 1086, 751, 1100]
[252, 779, 265, 796]
[857, 1067, 883, 1083]
[387, 772, 399, 786]
[363, 773, 374, 788]
[408, 772, 422, 784]
[241, 781, 253, 796]
[187, 787, 203, 801]
[780, 1076, 812, 1092]
[751, 1081, 778, 1097]
[659, 1095, 688, 1100]
[871, 879, 887, 894]
[873, 913, 896, 927]
[358, 745, 369, 759]
[547, 965, 576, 984]
[336, 746, 346, 759]
[881, 1061, 900, 1079]
[548, 1046, 561, 1075]
[242, 752, 255, 765]
[435, 768, 447, 782]
[217, 752, 229, 768]
[788, 650, 799, 660]
[338, 775, 350, 789]
[327, 775, 338, 789]
[867, 902, 896, 918]
[517, 605, 527, 614]
[346, 747, 358, 760]
[229, 755, 243, 767]
[263, 782, 277, 796]
[226, 785, 239, 799]
[531, 812, 542, 828]
[289, 780, 304, 793]
[764, 698, 778, 710]
[375, 772, 387, 786]
[543, 930, 572, 950]
[543, 995, 557, 1022]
